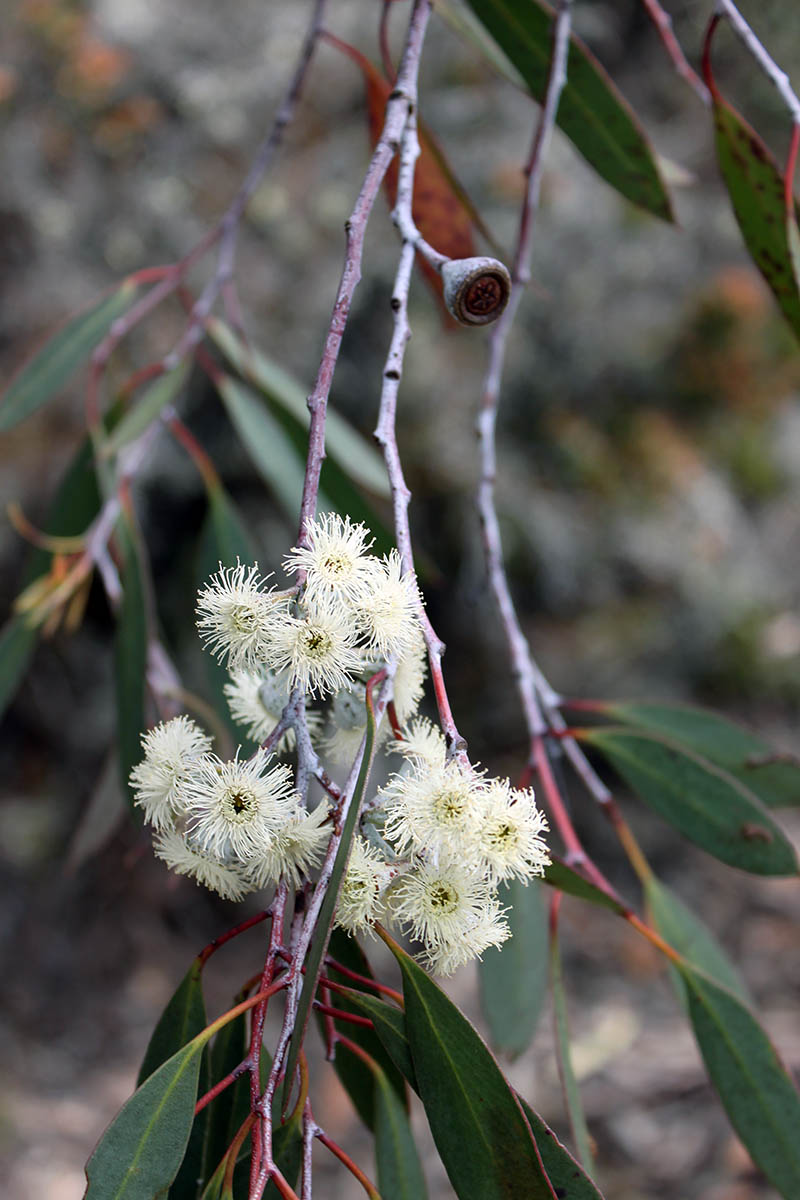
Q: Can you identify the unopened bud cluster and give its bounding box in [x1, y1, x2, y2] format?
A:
[130, 514, 549, 974]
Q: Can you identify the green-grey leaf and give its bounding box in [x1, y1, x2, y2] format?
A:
[680, 964, 800, 1199]
[550, 930, 595, 1175]
[0, 618, 37, 723]
[207, 318, 390, 497]
[463, 0, 673, 221]
[103, 363, 190, 457]
[388, 936, 558, 1200]
[138, 959, 207, 1086]
[543, 859, 629, 915]
[217, 375, 308, 518]
[1, 281, 140, 431]
[374, 1065, 428, 1200]
[518, 1098, 606, 1200]
[337, 988, 419, 1094]
[114, 516, 149, 797]
[580, 728, 798, 876]
[200, 1012, 250, 1185]
[644, 876, 750, 1006]
[600, 700, 800, 809]
[479, 878, 548, 1058]
[84, 1036, 205, 1200]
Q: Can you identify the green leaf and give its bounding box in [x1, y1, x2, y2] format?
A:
[550, 930, 595, 1175]
[703, 30, 800, 341]
[207, 319, 390, 497]
[217, 375, 308, 519]
[114, 514, 149, 797]
[282, 690, 379, 1112]
[598, 700, 800, 809]
[200, 1013, 250, 1187]
[0, 281, 140, 431]
[542, 859, 629, 915]
[580, 728, 798, 876]
[387, 935, 558, 1200]
[0, 618, 37, 723]
[644, 876, 750, 1006]
[374, 1065, 428, 1200]
[479, 879, 548, 1058]
[264, 1115, 304, 1200]
[680, 964, 800, 1199]
[103, 363, 191, 457]
[337, 988, 419, 1094]
[517, 1098, 606, 1200]
[322, 929, 407, 1130]
[85, 1035, 206, 1200]
[463, 0, 673, 221]
[138, 960, 208, 1086]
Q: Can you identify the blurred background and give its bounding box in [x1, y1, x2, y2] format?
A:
[0, 1, 798, 1196]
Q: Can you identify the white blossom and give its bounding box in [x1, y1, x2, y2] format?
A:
[335, 836, 393, 936]
[477, 780, 550, 884]
[423, 901, 511, 976]
[153, 828, 252, 901]
[129, 715, 212, 830]
[356, 551, 421, 658]
[381, 758, 485, 860]
[265, 594, 362, 698]
[392, 634, 427, 724]
[196, 561, 280, 671]
[284, 512, 374, 602]
[390, 716, 446, 770]
[224, 666, 321, 749]
[388, 860, 503, 959]
[180, 750, 297, 861]
[247, 800, 331, 890]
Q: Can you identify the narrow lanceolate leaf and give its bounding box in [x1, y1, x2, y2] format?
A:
[386, 935, 559, 1200]
[103, 363, 190, 457]
[200, 1012, 250, 1186]
[138, 959, 207, 1085]
[579, 728, 798, 877]
[517, 1098, 606, 1200]
[207, 319, 390, 498]
[597, 700, 800, 809]
[550, 930, 595, 1176]
[703, 20, 800, 341]
[217, 375, 308, 518]
[0, 280, 140, 431]
[543, 858, 629, 915]
[281, 693, 379, 1113]
[84, 1035, 206, 1200]
[114, 515, 149, 797]
[479, 878, 548, 1058]
[679, 964, 800, 1199]
[338, 988, 419, 1094]
[464, 0, 673, 221]
[374, 1064, 428, 1200]
[644, 876, 750, 1006]
[322, 929, 407, 1131]
[0, 618, 37, 723]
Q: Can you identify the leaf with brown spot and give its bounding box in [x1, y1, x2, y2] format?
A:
[702, 17, 800, 342]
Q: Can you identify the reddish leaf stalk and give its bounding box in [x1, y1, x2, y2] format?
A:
[638, 0, 709, 104]
[323, 961, 404, 1006]
[315, 1129, 381, 1199]
[313, 1002, 375, 1029]
[195, 1057, 251, 1115]
[197, 908, 273, 968]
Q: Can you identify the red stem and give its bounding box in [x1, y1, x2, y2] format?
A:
[314, 1002, 374, 1029]
[315, 1129, 380, 1199]
[198, 909, 273, 968]
[323, 961, 404, 1006]
[195, 1057, 251, 1114]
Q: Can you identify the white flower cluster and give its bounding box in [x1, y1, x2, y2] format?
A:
[130, 514, 550, 975]
[336, 718, 550, 975]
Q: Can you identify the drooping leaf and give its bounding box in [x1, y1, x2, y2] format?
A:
[337, 988, 419, 1094]
[703, 18, 800, 341]
[374, 1063, 428, 1200]
[644, 875, 750, 1006]
[550, 927, 595, 1175]
[200, 1013, 250, 1187]
[103, 363, 191, 457]
[85, 1035, 206, 1200]
[596, 699, 800, 809]
[138, 959, 207, 1085]
[463, 0, 673, 221]
[207, 319, 390, 498]
[679, 964, 800, 1199]
[282, 690, 379, 1112]
[114, 513, 149, 797]
[386, 934, 558, 1200]
[479, 878, 548, 1058]
[579, 728, 798, 876]
[517, 1098, 606, 1200]
[322, 929, 407, 1131]
[216, 375, 308, 519]
[543, 858, 629, 915]
[0, 280, 140, 431]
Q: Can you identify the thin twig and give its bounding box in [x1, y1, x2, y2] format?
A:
[639, 0, 710, 104]
[715, 0, 800, 123]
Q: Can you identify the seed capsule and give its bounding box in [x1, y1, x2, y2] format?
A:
[441, 256, 512, 326]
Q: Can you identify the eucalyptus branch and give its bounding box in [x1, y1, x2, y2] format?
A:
[714, 0, 800, 123]
[639, 0, 710, 105]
